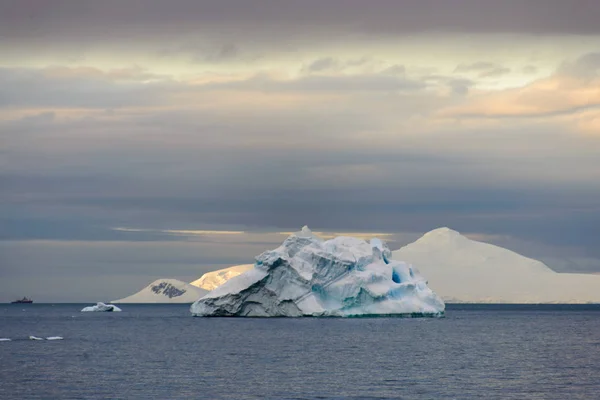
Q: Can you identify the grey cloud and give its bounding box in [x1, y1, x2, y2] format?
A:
[576, 52, 600, 70]
[447, 78, 473, 95]
[380, 65, 406, 76]
[286, 74, 423, 92]
[3, 118, 599, 247]
[304, 57, 338, 73]
[0, 66, 426, 111]
[421, 75, 474, 95]
[0, 67, 181, 108]
[453, 103, 600, 120]
[205, 73, 425, 92]
[454, 62, 511, 78]
[478, 67, 511, 78]
[2, 0, 600, 49]
[455, 62, 500, 72]
[204, 43, 239, 62]
[559, 52, 600, 79]
[157, 41, 262, 64]
[301, 57, 375, 74]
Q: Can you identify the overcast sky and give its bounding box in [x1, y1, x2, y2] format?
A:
[1, 1, 599, 302]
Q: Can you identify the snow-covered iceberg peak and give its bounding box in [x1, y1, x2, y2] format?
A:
[190, 227, 445, 317]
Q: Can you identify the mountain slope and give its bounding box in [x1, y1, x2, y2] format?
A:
[190, 264, 254, 290]
[392, 227, 600, 303]
[112, 279, 208, 303]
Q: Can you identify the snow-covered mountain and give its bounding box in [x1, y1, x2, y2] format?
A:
[190, 264, 254, 290]
[191, 226, 444, 317]
[112, 279, 208, 303]
[392, 227, 600, 303]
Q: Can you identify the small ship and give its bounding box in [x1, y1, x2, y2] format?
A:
[11, 297, 33, 304]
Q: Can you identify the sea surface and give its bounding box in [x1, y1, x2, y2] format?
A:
[1, 304, 599, 400]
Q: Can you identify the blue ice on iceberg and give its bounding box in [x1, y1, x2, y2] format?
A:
[190, 226, 445, 317]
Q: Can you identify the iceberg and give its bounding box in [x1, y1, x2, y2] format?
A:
[46, 336, 64, 340]
[81, 302, 122, 312]
[29, 336, 44, 341]
[0, 338, 11, 342]
[190, 226, 444, 317]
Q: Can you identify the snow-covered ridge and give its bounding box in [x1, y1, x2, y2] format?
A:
[393, 227, 600, 303]
[190, 265, 254, 291]
[112, 279, 207, 304]
[191, 226, 444, 317]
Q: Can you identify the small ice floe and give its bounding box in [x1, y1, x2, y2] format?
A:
[81, 302, 122, 312]
[29, 336, 44, 341]
[46, 336, 64, 340]
[0, 338, 11, 342]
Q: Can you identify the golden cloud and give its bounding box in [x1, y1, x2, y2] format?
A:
[437, 67, 600, 135]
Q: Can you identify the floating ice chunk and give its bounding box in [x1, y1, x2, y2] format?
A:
[46, 336, 64, 340]
[29, 336, 44, 340]
[0, 338, 11, 342]
[81, 302, 122, 312]
[191, 227, 445, 317]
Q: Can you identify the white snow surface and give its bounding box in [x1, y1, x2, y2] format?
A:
[190, 265, 255, 290]
[392, 227, 600, 303]
[190, 226, 445, 317]
[81, 302, 122, 312]
[112, 279, 208, 303]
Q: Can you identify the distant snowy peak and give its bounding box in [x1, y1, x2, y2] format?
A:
[112, 279, 207, 303]
[403, 227, 553, 275]
[150, 281, 187, 298]
[190, 264, 255, 291]
[392, 227, 600, 303]
[416, 227, 466, 244]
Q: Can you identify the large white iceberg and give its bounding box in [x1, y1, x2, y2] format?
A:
[190, 227, 444, 317]
[81, 302, 122, 312]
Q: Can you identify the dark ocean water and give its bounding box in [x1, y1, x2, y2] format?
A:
[1, 304, 599, 400]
